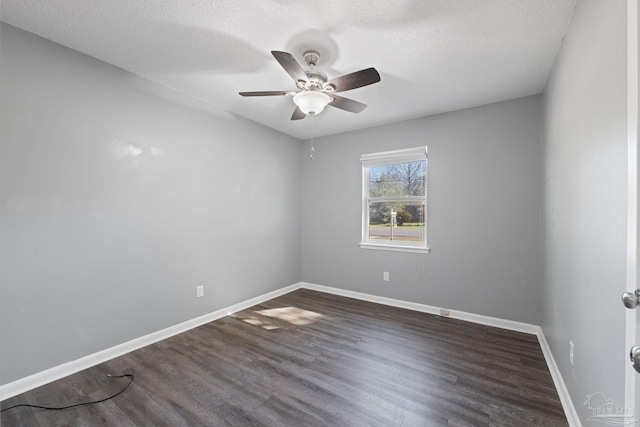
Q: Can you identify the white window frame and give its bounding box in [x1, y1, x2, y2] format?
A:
[359, 146, 430, 254]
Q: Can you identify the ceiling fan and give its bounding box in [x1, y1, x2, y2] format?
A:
[239, 50, 381, 120]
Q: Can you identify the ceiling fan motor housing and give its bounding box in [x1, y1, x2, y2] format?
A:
[305, 69, 328, 90]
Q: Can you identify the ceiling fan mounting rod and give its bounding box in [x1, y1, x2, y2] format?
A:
[303, 50, 320, 68]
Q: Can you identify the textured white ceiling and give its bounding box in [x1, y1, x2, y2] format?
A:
[1, 0, 576, 140]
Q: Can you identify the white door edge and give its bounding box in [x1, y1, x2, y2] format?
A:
[625, 0, 640, 417]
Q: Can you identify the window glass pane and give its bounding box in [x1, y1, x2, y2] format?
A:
[368, 201, 425, 243]
[369, 161, 426, 197]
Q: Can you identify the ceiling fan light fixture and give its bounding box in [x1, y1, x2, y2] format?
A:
[293, 91, 331, 115]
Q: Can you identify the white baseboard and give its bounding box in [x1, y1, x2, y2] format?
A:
[301, 282, 540, 334]
[0, 282, 301, 401]
[536, 330, 582, 426]
[1, 280, 580, 427]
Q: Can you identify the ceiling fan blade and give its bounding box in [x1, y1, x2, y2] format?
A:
[329, 94, 367, 113]
[291, 106, 306, 120]
[271, 51, 309, 86]
[325, 67, 380, 93]
[239, 91, 294, 97]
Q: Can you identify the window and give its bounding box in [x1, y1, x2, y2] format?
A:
[360, 146, 428, 253]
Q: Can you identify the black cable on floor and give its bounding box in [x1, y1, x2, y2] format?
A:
[0, 373, 134, 413]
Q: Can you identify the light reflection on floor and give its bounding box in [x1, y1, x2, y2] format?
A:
[232, 306, 325, 330]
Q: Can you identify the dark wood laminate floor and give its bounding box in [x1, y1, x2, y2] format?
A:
[1, 289, 568, 426]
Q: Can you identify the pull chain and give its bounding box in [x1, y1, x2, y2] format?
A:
[310, 113, 315, 159]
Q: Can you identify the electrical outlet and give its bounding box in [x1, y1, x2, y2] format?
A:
[196, 285, 204, 298]
[383, 271, 390, 281]
[439, 308, 450, 317]
[569, 341, 574, 366]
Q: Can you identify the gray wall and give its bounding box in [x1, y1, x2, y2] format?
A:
[542, 0, 628, 420]
[301, 96, 544, 325]
[0, 24, 301, 385]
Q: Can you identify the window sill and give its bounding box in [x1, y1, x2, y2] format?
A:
[359, 242, 431, 254]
